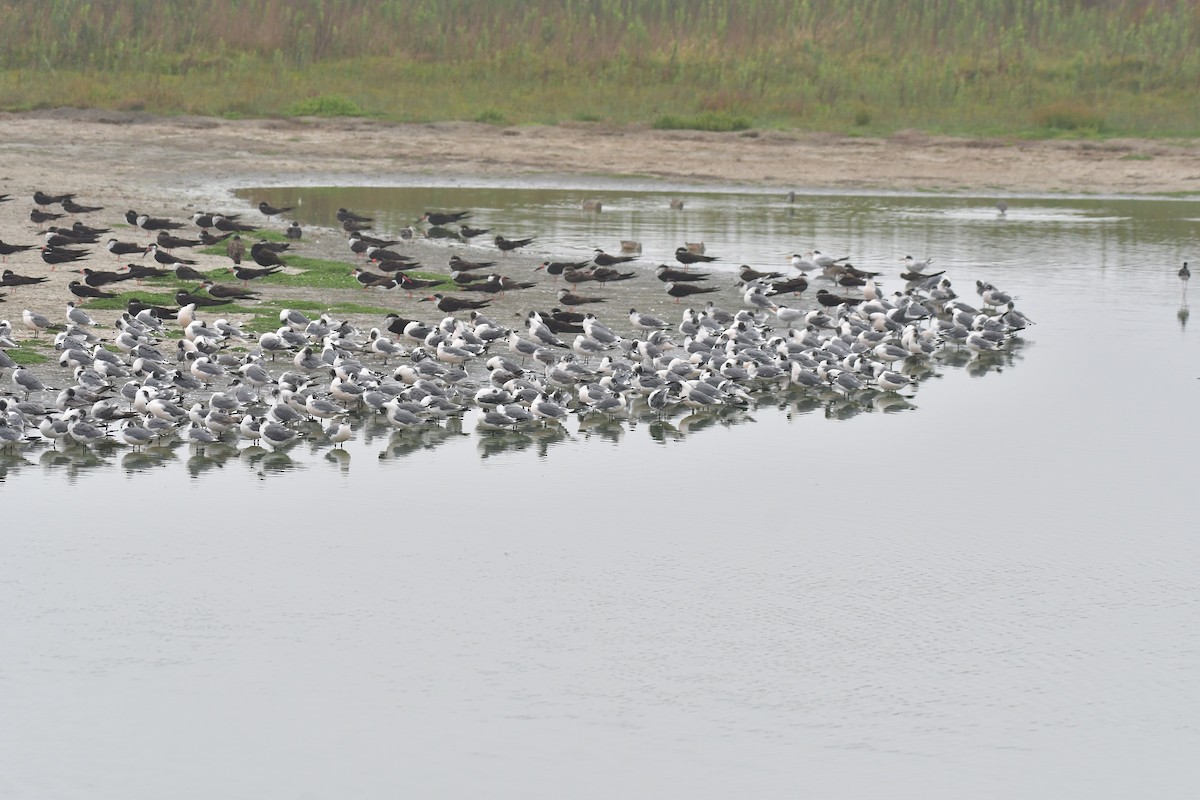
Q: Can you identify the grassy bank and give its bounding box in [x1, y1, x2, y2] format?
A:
[1, 1, 1197, 137]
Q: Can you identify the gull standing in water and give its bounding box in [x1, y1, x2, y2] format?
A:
[1179, 261, 1190, 304]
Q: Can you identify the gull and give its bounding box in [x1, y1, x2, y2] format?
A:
[325, 419, 353, 447]
[628, 308, 669, 331]
[12, 367, 50, 398]
[65, 302, 97, 328]
[22, 309, 57, 337]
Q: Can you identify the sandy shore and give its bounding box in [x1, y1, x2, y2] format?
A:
[3, 109, 1199, 203]
[1, 109, 1197, 356]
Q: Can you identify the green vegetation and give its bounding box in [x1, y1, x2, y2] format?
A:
[5, 347, 50, 365]
[652, 112, 753, 132]
[0, 1, 1197, 137]
[80, 246, 448, 334]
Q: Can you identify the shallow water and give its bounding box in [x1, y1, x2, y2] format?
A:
[3, 184, 1198, 799]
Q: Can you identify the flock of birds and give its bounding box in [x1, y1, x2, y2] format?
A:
[0, 188, 1034, 461]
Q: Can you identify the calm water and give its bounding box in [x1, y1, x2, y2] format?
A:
[3, 183, 1198, 799]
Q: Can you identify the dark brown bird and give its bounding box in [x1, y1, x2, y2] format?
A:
[561, 268, 597, 284]
[557, 287, 606, 306]
[226, 235, 245, 265]
[449, 255, 497, 272]
[175, 264, 208, 282]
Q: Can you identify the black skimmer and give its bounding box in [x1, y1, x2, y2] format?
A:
[591, 249, 636, 268]
[106, 238, 144, 258]
[674, 246, 718, 266]
[421, 210, 471, 226]
[449, 255, 498, 272]
[655, 264, 708, 282]
[394, 274, 443, 297]
[336, 208, 373, 224]
[420, 293, 491, 313]
[739, 265, 784, 282]
[258, 201, 295, 219]
[198, 229, 234, 245]
[45, 230, 95, 248]
[212, 214, 256, 233]
[69, 221, 110, 237]
[769, 276, 808, 296]
[664, 282, 719, 303]
[494, 235, 535, 253]
[67, 281, 116, 301]
[0, 270, 47, 287]
[590, 267, 636, 285]
[127, 210, 184, 231]
[30, 209, 65, 224]
[155, 231, 201, 249]
[534, 259, 589, 279]
[285, 222, 302, 240]
[232, 264, 282, 283]
[145, 244, 197, 265]
[249, 242, 288, 268]
[41, 246, 89, 266]
[814, 289, 860, 307]
[350, 268, 396, 290]
[175, 289, 231, 308]
[121, 263, 168, 280]
[561, 267, 597, 284]
[202, 282, 258, 301]
[61, 198, 103, 214]
[33, 190, 75, 206]
[0, 240, 35, 261]
[78, 268, 136, 287]
[459, 224, 489, 239]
